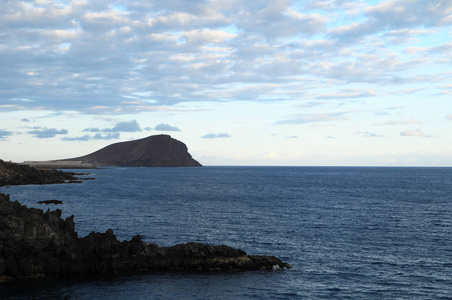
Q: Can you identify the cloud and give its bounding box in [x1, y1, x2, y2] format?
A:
[202, 133, 231, 139]
[329, 0, 452, 42]
[373, 106, 404, 116]
[64, 120, 141, 141]
[83, 128, 102, 133]
[0, 0, 451, 131]
[358, 131, 385, 138]
[106, 120, 142, 132]
[316, 89, 376, 100]
[447, 115, 452, 121]
[364, 1, 452, 28]
[284, 135, 298, 139]
[61, 132, 120, 141]
[295, 101, 325, 108]
[154, 123, 181, 131]
[373, 118, 421, 126]
[0, 129, 13, 140]
[21, 118, 31, 123]
[61, 135, 92, 141]
[400, 129, 432, 138]
[27, 127, 68, 138]
[235, 3, 328, 39]
[93, 132, 121, 140]
[83, 120, 142, 133]
[0, 1, 367, 114]
[276, 112, 351, 125]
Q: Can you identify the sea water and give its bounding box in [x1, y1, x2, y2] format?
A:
[1, 167, 451, 299]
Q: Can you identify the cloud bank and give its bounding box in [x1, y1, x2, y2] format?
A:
[1, 0, 451, 115]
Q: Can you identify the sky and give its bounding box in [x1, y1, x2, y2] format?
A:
[1, 0, 451, 166]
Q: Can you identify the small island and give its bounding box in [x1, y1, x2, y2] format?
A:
[0, 160, 291, 282]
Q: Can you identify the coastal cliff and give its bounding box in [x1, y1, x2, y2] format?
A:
[0, 192, 291, 281]
[61, 135, 202, 167]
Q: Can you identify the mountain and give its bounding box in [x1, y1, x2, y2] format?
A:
[62, 135, 202, 167]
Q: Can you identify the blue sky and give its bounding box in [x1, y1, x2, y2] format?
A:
[1, 0, 451, 166]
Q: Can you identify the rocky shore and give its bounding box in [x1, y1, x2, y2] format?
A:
[0, 161, 291, 281]
[0, 193, 291, 281]
[0, 159, 78, 186]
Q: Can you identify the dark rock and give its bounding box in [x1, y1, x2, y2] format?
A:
[37, 200, 64, 205]
[0, 159, 78, 187]
[0, 192, 291, 280]
[59, 134, 202, 167]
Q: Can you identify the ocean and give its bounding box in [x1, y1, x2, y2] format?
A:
[1, 166, 451, 299]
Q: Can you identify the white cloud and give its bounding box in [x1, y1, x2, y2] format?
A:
[83, 120, 142, 133]
[202, 133, 231, 139]
[373, 118, 421, 126]
[276, 112, 352, 125]
[400, 129, 432, 138]
[107, 120, 142, 132]
[358, 131, 385, 138]
[62, 132, 120, 141]
[155, 124, 181, 131]
[27, 127, 68, 138]
[181, 29, 237, 46]
[0, 129, 13, 140]
[316, 89, 376, 99]
[329, 0, 452, 43]
[364, 0, 452, 28]
[0, 0, 450, 114]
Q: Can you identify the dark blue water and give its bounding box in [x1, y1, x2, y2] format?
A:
[1, 167, 451, 299]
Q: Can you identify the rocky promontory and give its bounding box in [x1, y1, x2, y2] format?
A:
[60, 134, 202, 167]
[0, 159, 78, 186]
[0, 192, 291, 281]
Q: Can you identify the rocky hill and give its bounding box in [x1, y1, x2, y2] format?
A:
[62, 135, 202, 167]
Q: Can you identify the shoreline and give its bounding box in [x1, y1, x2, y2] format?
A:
[0, 160, 291, 281]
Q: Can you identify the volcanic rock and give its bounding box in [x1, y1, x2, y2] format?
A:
[37, 200, 64, 205]
[0, 159, 78, 186]
[0, 193, 291, 281]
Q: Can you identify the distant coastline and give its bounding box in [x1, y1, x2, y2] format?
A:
[21, 135, 202, 168]
[21, 161, 96, 169]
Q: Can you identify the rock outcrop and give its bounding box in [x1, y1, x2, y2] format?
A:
[0, 159, 78, 186]
[37, 200, 64, 205]
[0, 193, 291, 281]
[61, 135, 202, 167]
